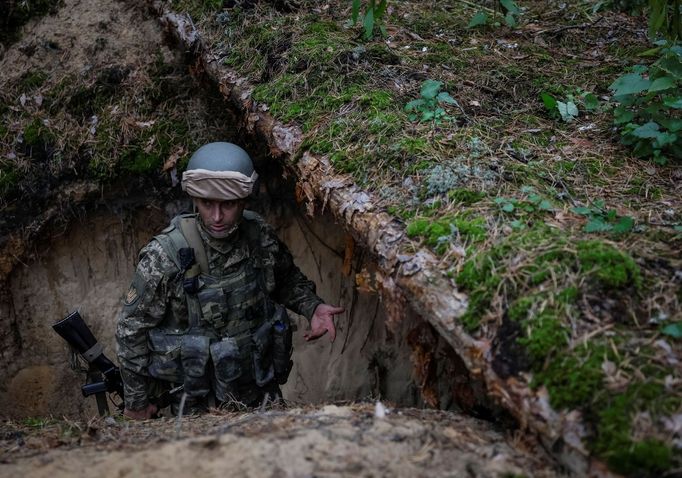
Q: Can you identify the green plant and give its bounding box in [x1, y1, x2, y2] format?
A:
[648, 0, 681, 41]
[469, 0, 522, 28]
[23, 417, 53, 428]
[662, 321, 682, 337]
[572, 200, 635, 233]
[541, 89, 599, 123]
[350, 0, 389, 40]
[405, 80, 458, 123]
[406, 216, 487, 254]
[494, 186, 554, 230]
[590, 0, 647, 14]
[609, 45, 682, 164]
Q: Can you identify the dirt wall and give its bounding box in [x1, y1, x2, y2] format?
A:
[0, 204, 169, 418]
[0, 192, 440, 419]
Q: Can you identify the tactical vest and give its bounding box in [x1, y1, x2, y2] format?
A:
[145, 212, 293, 402]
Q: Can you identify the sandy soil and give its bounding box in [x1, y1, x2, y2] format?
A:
[0, 404, 561, 477]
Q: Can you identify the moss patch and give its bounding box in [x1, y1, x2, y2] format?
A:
[594, 383, 678, 476]
[533, 344, 608, 410]
[577, 240, 641, 289]
[407, 216, 487, 254]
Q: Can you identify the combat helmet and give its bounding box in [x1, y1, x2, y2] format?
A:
[181, 142, 259, 200]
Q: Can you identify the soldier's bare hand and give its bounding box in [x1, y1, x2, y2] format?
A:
[305, 304, 345, 342]
[124, 403, 158, 420]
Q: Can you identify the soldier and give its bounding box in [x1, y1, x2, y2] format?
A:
[116, 142, 344, 419]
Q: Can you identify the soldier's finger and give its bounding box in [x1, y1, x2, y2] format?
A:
[328, 323, 336, 342]
[304, 329, 327, 341]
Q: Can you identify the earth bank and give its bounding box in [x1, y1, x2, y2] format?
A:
[1, 0, 681, 477]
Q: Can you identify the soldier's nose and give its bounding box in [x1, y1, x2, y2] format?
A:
[211, 205, 222, 222]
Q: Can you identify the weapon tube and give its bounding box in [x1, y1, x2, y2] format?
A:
[52, 310, 124, 398]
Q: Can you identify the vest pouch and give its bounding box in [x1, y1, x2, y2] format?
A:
[181, 335, 211, 398]
[210, 337, 242, 402]
[252, 320, 274, 387]
[147, 329, 183, 383]
[197, 284, 228, 328]
[271, 305, 293, 385]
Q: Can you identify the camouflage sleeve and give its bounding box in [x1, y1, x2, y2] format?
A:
[115, 239, 176, 410]
[263, 224, 323, 322]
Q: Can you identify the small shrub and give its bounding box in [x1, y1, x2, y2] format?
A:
[404, 80, 458, 123]
[469, 0, 522, 28]
[572, 200, 635, 234]
[609, 45, 682, 164]
[349, 0, 389, 40]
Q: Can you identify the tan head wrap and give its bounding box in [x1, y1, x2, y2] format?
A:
[181, 168, 258, 200]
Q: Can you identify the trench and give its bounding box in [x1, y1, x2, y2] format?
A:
[0, 179, 487, 420]
[0, 69, 494, 423]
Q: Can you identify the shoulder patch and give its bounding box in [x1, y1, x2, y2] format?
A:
[124, 285, 140, 306]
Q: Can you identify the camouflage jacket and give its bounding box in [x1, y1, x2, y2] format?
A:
[115, 211, 323, 410]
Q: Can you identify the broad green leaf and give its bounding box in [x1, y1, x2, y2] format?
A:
[468, 11, 488, 28]
[662, 322, 682, 338]
[609, 73, 652, 97]
[500, 0, 521, 14]
[572, 206, 592, 215]
[638, 46, 663, 57]
[421, 80, 443, 100]
[632, 139, 655, 157]
[437, 92, 457, 104]
[538, 200, 553, 211]
[632, 121, 661, 138]
[541, 92, 557, 111]
[591, 0, 605, 14]
[649, 76, 677, 92]
[663, 96, 682, 109]
[375, 0, 388, 18]
[674, 225, 682, 232]
[421, 110, 435, 121]
[583, 93, 599, 111]
[504, 12, 517, 28]
[510, 219, 525, 230]
[612, 216, 634, 234]
[404, 99, 424, 111]
[351, 0, 361, 24]
[585, 219, 612, 233]
[593, 200, 606, 209]
[528, 193, 542, 204]
[502, 202, 515, 213]
[520, 185, 535, 193]
[654, 131, 677, 147]
[657, 55, 682, 79]
[613, 106, 634, 124]
[557, 101, 578, 122]
[363, 7, 374, 40]
[653, 151, 668, 165]
[659, 118, 682, 132]
[649, 2, 667, 38]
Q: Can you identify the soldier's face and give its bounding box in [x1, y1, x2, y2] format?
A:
[194, 197, 245, 238]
